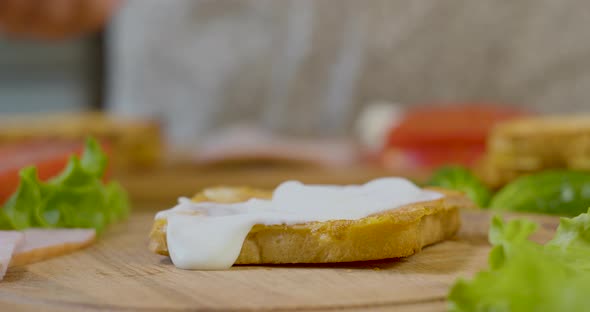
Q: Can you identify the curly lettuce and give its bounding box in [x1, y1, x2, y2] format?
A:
[0, 138, 129, 233]
[448, 209, 590, 311]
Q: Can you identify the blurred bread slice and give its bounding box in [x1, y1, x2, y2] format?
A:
[479, 115, 590, 188]
[0, 112, 162, 169]
[149, 186, 474, 264]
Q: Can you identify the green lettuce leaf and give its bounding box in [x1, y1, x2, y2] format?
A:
[104, 181, 130, 223]
[449, 209, 590, 312]
[0, 210, 11, 229]
[428, 165, 492, 208]
[488, 215, 538, 246]
[487, 216, 538, 270]
[80, 137, 108, 177]
[3, 167, 43, 230]
[0, 137, 129, 232]
[50, 156, 99, 187]
[39, 182, 107, 231]
[548, 211, 590, 249]
[449, 245, 590, 312]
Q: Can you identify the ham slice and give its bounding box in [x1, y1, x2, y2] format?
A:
[0, 231, 24, 280]
[0, 228, 95, 281]
[191, 125, 359, 168]
[9, 229, 96, 267]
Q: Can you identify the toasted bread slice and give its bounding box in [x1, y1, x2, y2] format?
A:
[0, 112, 162, 169]
[481, 115, 590, 188]
[149, 186, 474, 264]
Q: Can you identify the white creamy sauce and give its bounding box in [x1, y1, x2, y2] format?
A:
[156, 178, 443, 270]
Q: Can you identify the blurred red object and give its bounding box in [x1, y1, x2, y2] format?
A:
[0, 140, 111, 204]
[381, 104, 531, 170]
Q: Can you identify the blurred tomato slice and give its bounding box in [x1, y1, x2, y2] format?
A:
[382, 104, 531, 169]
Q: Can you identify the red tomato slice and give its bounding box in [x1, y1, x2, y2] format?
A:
[382, 104, 531, 168]
[386, 104, 530, 147]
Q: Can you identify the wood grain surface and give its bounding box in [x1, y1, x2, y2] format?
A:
[0, 210, 558, 311]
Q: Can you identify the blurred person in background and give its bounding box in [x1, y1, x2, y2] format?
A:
[1, 0, 590, 147]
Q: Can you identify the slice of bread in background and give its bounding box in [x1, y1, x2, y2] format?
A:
[0, 112, 162, 169]
[480, 115, 590, 188]
[149, 186, 474, 264]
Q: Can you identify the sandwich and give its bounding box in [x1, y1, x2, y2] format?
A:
[149, 178, 475, 270]
[479, 115, 590, 188]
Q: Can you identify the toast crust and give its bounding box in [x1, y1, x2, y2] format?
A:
[149, 187, 473, 264]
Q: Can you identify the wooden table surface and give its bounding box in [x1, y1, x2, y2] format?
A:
[116, 165, 429, 206]
[0, 209, 559, 311]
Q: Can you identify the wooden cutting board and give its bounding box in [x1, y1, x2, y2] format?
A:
[116, 166, 429, 205]
[0, 210, 558, 312]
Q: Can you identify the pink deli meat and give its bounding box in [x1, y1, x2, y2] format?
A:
[0, 231, 24, 280]
[9, 228, 96, 267]
[0, 228, 96, 280]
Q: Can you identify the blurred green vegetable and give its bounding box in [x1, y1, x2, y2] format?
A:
[428, 165, 491, 207]
[448, 209, 590, 312]
[0, 138, 129, 233]
[489, 170, 590, 216]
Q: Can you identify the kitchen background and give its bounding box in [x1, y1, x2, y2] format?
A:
[0, 36, 102, 113]
[0, 0, 589, 208]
